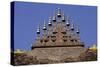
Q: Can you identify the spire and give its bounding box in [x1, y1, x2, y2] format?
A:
[36, 24, 41, 43]
[48, 17, 52, 26]
[57, 8, 61, 17]
[48, 17, 53, 36]
[43, 20, 47, 30]
[71, 20, 74, 31]
[62, 12, 65, 22]
[52, 11, 56, 22]
[43, 20, 47, 38]
[66, 16, 70, 26]
[37, 24, 40, 34]
[76, 26, 80, 34]
[76, 25, 80, 42]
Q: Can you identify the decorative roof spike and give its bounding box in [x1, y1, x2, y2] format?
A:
[37, 24, 40, 34]
[48, 17, 52, 26]
[43, 20, 47, 30]
[62, 12, 65, 22]
[57, 8, 61, 17]
[71, 20, 74, 31]
[52, 11, 56, 22]
[76, 26, 80, 34]
[66, 16, 70, 26]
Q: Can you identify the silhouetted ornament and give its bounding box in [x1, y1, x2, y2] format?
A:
[36, 24, 40, 34]
[48, 17, 52, 26]
[76, 26, 80, 34]
[43, 20, 47, 30]
[62, 13, 66, 22]
[52, 12, 56, 22]
[71, 23, 74, 31]
[57, 8, 61, 17]
[66, 16, 70, 26]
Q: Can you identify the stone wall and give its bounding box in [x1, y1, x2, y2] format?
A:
[27, 47, 87, 63]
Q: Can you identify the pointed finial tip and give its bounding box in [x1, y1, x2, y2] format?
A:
[76, 25, 80, 34]
[49, 17, 51, 21]
[62, 12, 66, 22]
[57, 8, 61, 17]
[43, 20, 47, 30]
[48, 17, 52, 25]
[52, 14, 56, 21]
[71, 23, 74, 30]
[37, 24, 40, 33]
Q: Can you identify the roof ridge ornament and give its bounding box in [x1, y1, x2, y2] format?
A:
[57, 8, 61, 17]
[62, 12, 65, 22]
[48, 17, 52, 26]
[37, 24, 40, 34]
[76, 25, 80, 34]
[66, 16, 70, 26]
[52, 11, 56, 22]
[71, 20, 74, 31]
[43, 20, 47, 30]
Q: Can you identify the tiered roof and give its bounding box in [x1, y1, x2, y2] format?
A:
[31, 8, 84, 49]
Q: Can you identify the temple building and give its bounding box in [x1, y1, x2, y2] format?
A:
[31, 8, 84, 49]
[12, 8, 97, 65]
[26, 8, 87, 63]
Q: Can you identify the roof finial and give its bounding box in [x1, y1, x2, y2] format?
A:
[43, 20, 47, 30]
[66, 16, 70, 26]
[57, 8, 61, 17]
[37, 24, 40, 34]
[76, 25, 80, 34]
[52, 11, 56, 22]
[71, 20, 74, 30]
[62, 12, 65, 22]
[48, 17, 52, 26]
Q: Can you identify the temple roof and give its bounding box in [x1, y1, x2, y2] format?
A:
[32, 8, 84, 49]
